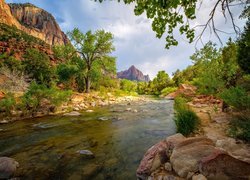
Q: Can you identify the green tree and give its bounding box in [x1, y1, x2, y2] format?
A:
[22, 48, 56, 86]
[120, 79, 137, 92]
[237, 19, 250, 74]
[67, 28, 116, 93]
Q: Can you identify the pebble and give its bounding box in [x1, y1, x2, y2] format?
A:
[86, 110, 94, 113]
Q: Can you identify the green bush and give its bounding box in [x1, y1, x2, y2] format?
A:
[174, 109, 199, 136]
[229, 114, 250, 141]
[174, 96, 189, 111]
[21, 82, 72, 113]
[22, 48, 56, 87]
[219, 86, 250, 110]
[0, 92, 16, 116]
[161, 87, 177, 96]
[120, 79, 137, 92]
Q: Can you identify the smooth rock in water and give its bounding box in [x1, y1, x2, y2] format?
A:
[86, 110, 94, 113]
[170, 137, 215, 178]
[77, 150, 94, 158]
[192, 174, 207, 180]
[136, 140, 168, 180]
[0, 157, 19, 179]
[126, 108, 132, 111]
[73, 107, 80, 111]
[98, 117, 109, 121]
[133, 109, 138, 113]
[0, 120, 8, 124]
[199, 149, 250, 179]
[164, 162, 172, 172]
[64, 111, 81, 116]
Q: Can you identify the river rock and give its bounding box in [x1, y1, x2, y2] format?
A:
[199, 149, 250, 179]
[136, 140, 168, 180]
[98, 117, 109, 121]
[192, 174, 207, 180]
[170, 137, 215, 178]
[0, 157, 19, 179]
[77, 150, 94, 158]
[86, 110, 94, 113]
[63, 111, 81, 116]
[164, 162, 172, 172]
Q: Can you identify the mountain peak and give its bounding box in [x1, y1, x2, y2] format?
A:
[117, 65, 150, 82]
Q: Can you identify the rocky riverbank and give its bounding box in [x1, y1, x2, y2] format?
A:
[0, 92, 146, 123]
[137, 92, 250, 180]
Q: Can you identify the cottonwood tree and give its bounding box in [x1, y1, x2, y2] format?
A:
[96, 0, 249, 48]
[67, 28, 116, 93]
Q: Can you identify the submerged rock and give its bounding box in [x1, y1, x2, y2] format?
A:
[82, 164, 102, 178]
[63, 111, 81, 116]
[77, 150, 94, 158]
[0, 157, 19, 179]
[98, 117, 109, 121]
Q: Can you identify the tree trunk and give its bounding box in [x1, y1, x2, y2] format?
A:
[85, 77, 91, 93]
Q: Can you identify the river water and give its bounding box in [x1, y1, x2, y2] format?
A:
[0, 97, 176, 179]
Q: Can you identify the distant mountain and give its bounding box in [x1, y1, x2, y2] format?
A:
[117, 65, 150, 82]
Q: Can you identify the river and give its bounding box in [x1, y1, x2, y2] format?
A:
[0, 97, 176, 179]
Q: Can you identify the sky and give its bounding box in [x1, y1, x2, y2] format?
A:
[6, 0, 247, 79]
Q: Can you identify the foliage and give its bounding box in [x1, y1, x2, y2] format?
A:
[96, 1, 249, 48]
[237, 19, 250, 74]
[22, 48, 56, 86]
[174, 96, 189, 111]
[0, 55, 23, 72]
[66, 28, 116, 93]
[174, 96, 199, 136]
[56, 63, 78, 88]
[229, 114, 250, 142]
[219, 86, 250, 110]
[0, 66, 29, 92]
[0, 92, 16, 116]
[21, 82, 72, 112]
[174, 109, 199, 136]
[120, 79, 137, 92]
[161, 87, 177, 96]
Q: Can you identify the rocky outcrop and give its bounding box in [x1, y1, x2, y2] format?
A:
[0, 0, 69, 46]
[0, 157, 19, 179]
[117, 65, 150, 82]
[165, 84, 197, 99]
[137, 134, 250, 180]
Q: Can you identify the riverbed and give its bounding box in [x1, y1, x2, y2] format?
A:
[0, 97, 176, 179]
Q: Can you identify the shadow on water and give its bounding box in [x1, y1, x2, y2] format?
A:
[0, 97, 176, 179]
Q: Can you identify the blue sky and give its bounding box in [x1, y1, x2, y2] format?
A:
[6, 0, 246, 79]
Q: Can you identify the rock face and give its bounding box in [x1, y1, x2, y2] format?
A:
[117, 65, 150, 82]
[0, 157, 19, 179]
[0, 0, 69, 46]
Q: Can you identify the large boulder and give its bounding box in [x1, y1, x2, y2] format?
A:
[136, 140, 168, 180]
[0, 157, 19, 179]
[199, 149, 250, 179]
[170, 137, 216, 178]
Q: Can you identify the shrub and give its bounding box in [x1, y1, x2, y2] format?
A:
[174, 96, 189, 111]
[229, 114, 250, 142]
[174, 109, 199, 136]
[219, 86, 250, 110]
[161, 87, 177, 96]
[0, 92, 16, 116]
[21, 82, 72, 113]
[22, 48, 56, 86]
[0, 66, 29, 92]
[120, 79, 137, 92]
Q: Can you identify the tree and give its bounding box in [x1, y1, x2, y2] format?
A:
[67, 28, 116, 93]
[237, 19, 250, 74]
[22, 48, 56, 87]
[96, 0, 249, 48]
